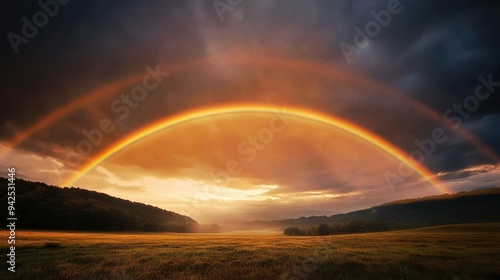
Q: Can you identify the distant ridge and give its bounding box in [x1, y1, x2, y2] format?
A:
[245, 188, 500, 231]
[381, 188, 500, 206]
[0, 178, 199, 232]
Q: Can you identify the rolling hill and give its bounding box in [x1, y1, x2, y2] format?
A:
[245, 188, 500, 232]
[0, 177, 199, 232]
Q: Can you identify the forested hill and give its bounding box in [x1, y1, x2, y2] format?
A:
[248, 188, 500, 231]
[0, 178, 199, 232]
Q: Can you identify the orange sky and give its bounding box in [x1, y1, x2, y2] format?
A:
[54, 110, 445, 223]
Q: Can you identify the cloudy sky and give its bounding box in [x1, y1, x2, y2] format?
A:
[1, 0, 499, 223]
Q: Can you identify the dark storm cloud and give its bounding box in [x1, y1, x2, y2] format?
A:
[327, 0, 500, 171]
[1, 0, 499, 175]
[0, 0, 203, 137]
[438, 165, 493, 181]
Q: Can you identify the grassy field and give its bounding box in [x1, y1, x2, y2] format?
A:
[1, 223, 500, 280]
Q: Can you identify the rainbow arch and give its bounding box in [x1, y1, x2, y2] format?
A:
[5, 53, 498, 163]
[64, 103, 451, 194]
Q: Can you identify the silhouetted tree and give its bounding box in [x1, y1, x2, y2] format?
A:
[318, 223, 330, 235]
[283, 227, 305, 236]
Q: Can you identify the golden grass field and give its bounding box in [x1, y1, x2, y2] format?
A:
[2, 223, 500, 280]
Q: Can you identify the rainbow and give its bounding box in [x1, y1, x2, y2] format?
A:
[64, 103, 452, 194]
[5, 53, 498, 163]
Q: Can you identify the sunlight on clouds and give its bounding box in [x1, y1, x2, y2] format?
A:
[96, 166, 283, 202]
[273, 191, 362, 201]
[0, 142, 68, 186]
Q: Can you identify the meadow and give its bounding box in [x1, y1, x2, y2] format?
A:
[1, 223, 500, 280]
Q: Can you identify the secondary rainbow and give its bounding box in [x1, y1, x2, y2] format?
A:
[64, 103, 451, 194]
[5, 53, 498, 164]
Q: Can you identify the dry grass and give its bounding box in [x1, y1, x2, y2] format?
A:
[1, 223, 500, 279]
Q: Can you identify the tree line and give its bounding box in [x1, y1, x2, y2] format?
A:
[0, 178, 200, 232]
[284, 221, 390, 236]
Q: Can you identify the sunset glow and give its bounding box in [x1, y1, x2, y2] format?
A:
[66, 103, 450, 194]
